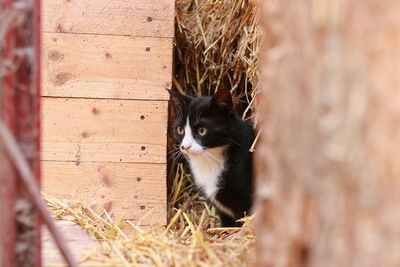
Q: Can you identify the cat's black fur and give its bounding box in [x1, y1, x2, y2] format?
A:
[169, 88, 254, 227]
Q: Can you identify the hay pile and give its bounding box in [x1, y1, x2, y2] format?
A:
[46, 0, 260, 266]
[173, 0, 260, 118]
[46, 196, 255, 266]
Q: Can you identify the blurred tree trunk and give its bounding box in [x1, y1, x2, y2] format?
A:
[256, 1, 400, 267]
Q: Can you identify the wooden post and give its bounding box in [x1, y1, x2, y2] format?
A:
[256, 0, 400, 267]
[0, 0, 41, 265]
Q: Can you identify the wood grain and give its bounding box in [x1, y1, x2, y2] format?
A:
[42, 97, 168, 164]
[42, 161, 167, 225]
[42, 33, 171, 100]
[42, 221, 103, 266]
[42, 0, 175, 38]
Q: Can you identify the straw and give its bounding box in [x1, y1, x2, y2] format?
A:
[45, 196, 256, 267]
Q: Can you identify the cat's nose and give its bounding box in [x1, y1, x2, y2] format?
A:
[181, 144, 192, 151]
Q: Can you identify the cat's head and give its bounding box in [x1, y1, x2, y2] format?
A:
[169, 89, 235, 156]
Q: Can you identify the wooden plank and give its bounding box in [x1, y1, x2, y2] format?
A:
[42, 221, 105, 266]
[42, 97, 168, 164]
[42, 161, 167, 225]
[42, 33, 171, 100]
[42, 0, 175, 38]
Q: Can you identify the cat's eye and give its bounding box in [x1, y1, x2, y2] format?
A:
[177, 126, 185, 135]
[197, 127, 207, 136]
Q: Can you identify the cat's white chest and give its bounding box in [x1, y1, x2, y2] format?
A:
[187, 146, 226, 199]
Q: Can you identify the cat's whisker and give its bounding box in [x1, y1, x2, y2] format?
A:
[167, 147, 180, 156]
[173, 149, 183, 159]
[170, 149, 184, 169]
[174, 106, 184, 121]
[223, 137, 246, 150]
[195, 111, 202, 122]
[203, 149, 222, 164]
[168, 144, 182, 157]
[167, 146, 182, 158]
[200, 151, 213, 162]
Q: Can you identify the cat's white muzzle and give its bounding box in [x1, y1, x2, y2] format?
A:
[181, 142, 204, 155]
[181, 117, 204, 155]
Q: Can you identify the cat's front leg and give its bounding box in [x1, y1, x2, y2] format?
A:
[218, 212, 240, 227]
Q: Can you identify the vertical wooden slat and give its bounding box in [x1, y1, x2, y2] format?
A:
[257, 0, 400, 267]
[0, 0, 41, 265]
[34, 0, 41, 265]
[0, 0, 17, 265]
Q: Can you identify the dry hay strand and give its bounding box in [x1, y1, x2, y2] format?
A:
[46, 195, 256, 267]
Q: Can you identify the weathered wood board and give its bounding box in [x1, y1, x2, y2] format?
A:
[42, 0, 174, 226]
[42, 33, 171, 100]
[42, 221, 103, 266]
[42, 162, 166, 225]
[42, 0, 175, 38]
[42, 98, 168, 163]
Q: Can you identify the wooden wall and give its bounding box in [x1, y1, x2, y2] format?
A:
[41, 0, 175, 225]
[256, 0, 400, 266]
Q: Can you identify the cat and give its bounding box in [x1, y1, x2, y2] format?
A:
[169, 88, 254, 227]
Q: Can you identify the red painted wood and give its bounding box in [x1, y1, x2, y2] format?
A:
[34, 0, 42, 266]
[0, 0, 41, 266]
[0, 154, 16, 267]
[34, 0, 41, 187]
[4, 0, 14, 131]
[0, 0, 17, 265]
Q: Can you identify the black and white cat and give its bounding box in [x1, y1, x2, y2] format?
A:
[169, 88, 254, 227]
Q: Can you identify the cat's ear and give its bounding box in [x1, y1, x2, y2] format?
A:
[168, 89, 192, 108]
[211, 88, 233, 113]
